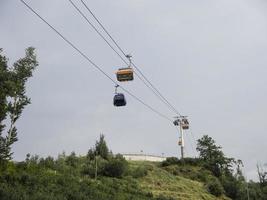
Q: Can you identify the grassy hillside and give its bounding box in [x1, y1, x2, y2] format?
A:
[129, 161, 229, 200]
[0, 155, 230, 200]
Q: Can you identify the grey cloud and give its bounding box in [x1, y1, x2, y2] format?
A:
[1, 0, 267, 180]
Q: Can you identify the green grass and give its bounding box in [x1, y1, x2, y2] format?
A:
[128, 161, 230, 200]
[0, 158, 232, 200]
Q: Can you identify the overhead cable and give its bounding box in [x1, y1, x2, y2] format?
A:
[20, 0, 172, 123]
[68, 0, 160, 104]
[78, 0, 182, 116]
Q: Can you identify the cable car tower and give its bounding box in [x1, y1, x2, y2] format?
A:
[173, 116, 189, 159]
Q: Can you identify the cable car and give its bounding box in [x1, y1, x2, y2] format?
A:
[116, 54, 134, 82]
[116, 67, 134, 82]
[113, 93, 126, 106]
[181, 118, 189, 130]
[173, 119, 179, 126]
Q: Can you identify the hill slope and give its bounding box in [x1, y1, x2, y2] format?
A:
[129, 161, 229, 200]
[0, 157, 230, 200]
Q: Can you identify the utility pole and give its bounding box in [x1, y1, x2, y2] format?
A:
[173, 116, 189, 160]
[179, 121, 185, 159]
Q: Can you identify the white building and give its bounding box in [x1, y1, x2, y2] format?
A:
[122, 153, 166, 162]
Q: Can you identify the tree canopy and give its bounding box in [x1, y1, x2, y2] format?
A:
[196, 135, 234, 177]
[87, 134, 110, 160]
[0, 47, 38, 163]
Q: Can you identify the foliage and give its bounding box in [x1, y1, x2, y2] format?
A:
[129, 165, 149, 178]
[65, 151, 79, 168]
[162, 157, 201, 167]
[196, 135, 235, 177]
[0, 153, 195, 200]
[103, 154, 128, 178]
[139, 161, 222, 200]
[161, 157, 179, 166]
[94, 134, 110, 160]
[257, 163, 267, 187]
[205, 177, 224, 197]
[240, 164, 267, 200]
[0, 134, 227, 200]
[84, 135, 127, 179]
[0, 47, 38, 163]
[163, 164, 212, 183]
[161, 135, 256, 199]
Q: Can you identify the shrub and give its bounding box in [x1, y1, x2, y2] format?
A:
[81, 162, 95, 177]
[131, 166, 148, 178]
[104, 154, 128, 178]
[205, 177, 224, 197]
[161, 157, 179, 167]
[220, 175, 240, 199]
[162, 157, 201, 167]
[182, 157, 202, 166]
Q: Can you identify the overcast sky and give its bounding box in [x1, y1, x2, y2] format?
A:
[1, 0, 267, 180]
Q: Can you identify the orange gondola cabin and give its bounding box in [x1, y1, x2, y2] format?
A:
[116, 67, 134, 82]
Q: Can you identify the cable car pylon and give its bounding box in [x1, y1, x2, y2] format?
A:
[173, 116, 189, 159]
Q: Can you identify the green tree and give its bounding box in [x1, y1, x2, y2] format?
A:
[66, 151, 78, 168]
[85, 134, 110, 179]
[0, 47, 38, 163]
[235, 159, 245, 181]
[205, 176, 224, 197]
[95, 134, 109, 160]
[196, 135, 234, 177]
[103, 154, 128, 178]
[87, 134, 110, 161]
[257, 163, 267, 187]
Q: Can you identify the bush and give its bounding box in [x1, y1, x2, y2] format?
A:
[81, 162, 95, 177]
[220, 175, 240, 199]
[161, 157, 179, 167]
[103, 154, 128, 178]
[131, 166, 149, 178]
[162, 157, 201, 167]
[182, 157, 202, 166]
[205, 177, 224, 197]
